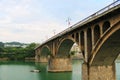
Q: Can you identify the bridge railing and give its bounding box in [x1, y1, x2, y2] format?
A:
[69, 0, 120, 31]
[96, 0, 120, 15]
[37, 0, 120, 48]
[55, 0, 120, 37]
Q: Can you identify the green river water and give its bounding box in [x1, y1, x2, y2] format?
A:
[0, 60, 119, 80]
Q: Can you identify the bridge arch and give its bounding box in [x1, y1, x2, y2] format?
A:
[102, 21, 111, 34]
[39, 45, 52, 62]
[40, 45, 51, 57]
[56, 37, 79, 58]
[90, 21, 120, 66]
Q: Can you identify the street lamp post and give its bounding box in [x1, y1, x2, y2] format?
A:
[66, 17, 71, 27]
[53, 29, 56, 36]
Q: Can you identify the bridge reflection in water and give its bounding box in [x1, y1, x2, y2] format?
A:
[35, 0, 120, 80]
[0, 60, 120, 80]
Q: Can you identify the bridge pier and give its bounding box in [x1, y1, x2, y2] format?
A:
[35, 55, 40, 62]
[82, 62, 116, 80]
[39, 57, 48, 62]
[47, 57, 72, 72]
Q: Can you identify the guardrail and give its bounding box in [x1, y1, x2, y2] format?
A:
[61, 0, 120, 35]
[37, 0, 120, 48]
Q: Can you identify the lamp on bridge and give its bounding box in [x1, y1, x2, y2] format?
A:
[66, 17, 71, 27]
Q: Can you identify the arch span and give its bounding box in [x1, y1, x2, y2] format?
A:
[90, 21, 120, 66]
[57, 38, 77, 57]
[40, 45, 51, 56]
[40, 45, 51, 62]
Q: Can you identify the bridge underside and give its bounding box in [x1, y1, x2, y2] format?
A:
[90, 22, 120, 66]
[82, 22, 120, 80]
[35, 1, 120, 80]
[57, 39, 74, 57]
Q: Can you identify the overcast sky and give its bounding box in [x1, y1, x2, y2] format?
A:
[0, 0, 114, 43]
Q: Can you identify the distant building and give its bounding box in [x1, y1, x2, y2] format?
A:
[4, 43, 28, 48]
[4, 44, 20, 47]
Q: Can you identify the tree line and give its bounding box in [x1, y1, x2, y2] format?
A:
[0, 42, 37, 60]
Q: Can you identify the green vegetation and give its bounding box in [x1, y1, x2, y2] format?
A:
[0, 42, 4, 47]
[5, 42, 25, 45]
[70, 51, 76, 55]
[0, 42, 37, 61]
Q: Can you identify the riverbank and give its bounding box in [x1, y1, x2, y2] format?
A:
[0, 57, 35, 61]
[25, 57, 35, 61]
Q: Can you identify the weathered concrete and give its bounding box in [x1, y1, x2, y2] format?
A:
[35, 55, 40, 62]
[39, 57, 48, 62]
[82, 63, 116, 80]
[82, 63, 89, 80]
[48, 57, 72, 72]
[89, 64, 116, 80]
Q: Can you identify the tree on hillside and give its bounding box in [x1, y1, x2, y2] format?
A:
[0, 42, 4, 48]
[25, 43, 36, 57]
[0, 42, 37, 60]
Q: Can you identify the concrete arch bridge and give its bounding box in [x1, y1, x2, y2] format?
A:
[35, 1, 120, 80]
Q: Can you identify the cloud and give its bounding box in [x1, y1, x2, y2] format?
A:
[0, 0, 114, 43]
[0, 0, 67, 43]
[0, 20, 66, 43]
[1, 0, 34, 23]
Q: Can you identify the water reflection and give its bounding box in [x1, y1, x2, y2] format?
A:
[72, 60, 82, 80]
[116, 60, 120, 80]
[0, 60, 119, 80]
[36, 62, 72, 80]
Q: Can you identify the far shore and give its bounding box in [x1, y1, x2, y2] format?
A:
[0, 57, 35, 61]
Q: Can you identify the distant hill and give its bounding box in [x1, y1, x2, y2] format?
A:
[4, 42, 28, 48]
[5, 42, 26, 46]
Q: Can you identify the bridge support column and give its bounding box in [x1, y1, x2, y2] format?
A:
[39, 57, 48, 62]
[82, 62, 116, 80]
[47, 57, 72, 72]
[82, 63, 89, 80]
[35, 55, 40, 62]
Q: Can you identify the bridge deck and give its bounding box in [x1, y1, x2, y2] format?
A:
[36, 0, 120, 49]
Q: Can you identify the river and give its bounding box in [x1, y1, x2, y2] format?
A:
[0, 60, 119, 80]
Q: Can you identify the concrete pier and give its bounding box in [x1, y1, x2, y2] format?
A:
[82, 63, 116, 80]
[48, 57, 72, 72]
[39, 57, 48, 62]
